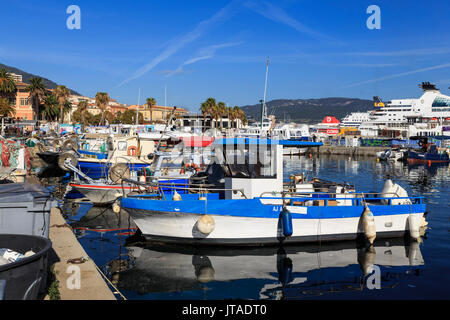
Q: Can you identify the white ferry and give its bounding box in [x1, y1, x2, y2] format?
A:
[368, 82, 450, 125]
[360, 82, 450, 137]
[341, 112, 371, 127]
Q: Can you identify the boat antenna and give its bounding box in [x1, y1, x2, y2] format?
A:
[136, 88, 141, 126]
[261, 57, 269, 131]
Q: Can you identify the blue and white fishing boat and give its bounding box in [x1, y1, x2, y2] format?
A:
[120, 138, 427, 246]
[68, 148, 212, 206]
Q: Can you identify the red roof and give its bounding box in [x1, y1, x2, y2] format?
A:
[322, 116, 340, 124]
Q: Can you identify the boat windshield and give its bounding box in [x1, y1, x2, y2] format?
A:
[221, 145, 276, 179]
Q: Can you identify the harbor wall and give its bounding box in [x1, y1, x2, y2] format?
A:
[307, 146, 388, 157]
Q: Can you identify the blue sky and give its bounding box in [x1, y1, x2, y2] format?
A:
[1, 0, 449, 112]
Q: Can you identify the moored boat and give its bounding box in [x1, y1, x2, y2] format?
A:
[120, 138, 426, 246]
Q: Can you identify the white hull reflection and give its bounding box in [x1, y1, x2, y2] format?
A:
[116, 239, 424, 298]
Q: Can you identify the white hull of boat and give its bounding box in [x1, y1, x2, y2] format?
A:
[283, 147, 307, 156]
[126, 209, 424, 245]
[71, 183, 138, 205]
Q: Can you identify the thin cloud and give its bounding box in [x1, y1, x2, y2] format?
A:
[342, 48, 450, 57]
[166, 42, 242, 77]
[343, 63, 450, 88]
[117, 1, 240, 87]
[244, 0, 338, 43]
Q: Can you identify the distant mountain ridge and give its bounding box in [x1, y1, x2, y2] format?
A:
[0, 63, 81, 96]
[240, 97, 374, 124]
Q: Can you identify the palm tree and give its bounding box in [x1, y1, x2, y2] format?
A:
[55, 85, 71, 122]
[26, 77, 47, 120]
[200, 102, 210, 131]
[228, 106, 236, 129]
[41, 94, 59, 121]
[146, 97, 156, 123]
[200, 98, 217, 129]
[0, 69, 17, 100]
[217, 101, 226, 131]
[95, 92, 110, 125]
[239, 108, 248, 127]
[0, 97, 15, 118]
[76, 100, 89, 125]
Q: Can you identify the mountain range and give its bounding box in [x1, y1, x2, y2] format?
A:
[240, 97, 374, 124]
[0, 63, 81, 96]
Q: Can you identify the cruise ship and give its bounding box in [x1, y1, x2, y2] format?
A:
[359, 82, 450, 137]
[368, 82, 450, 125]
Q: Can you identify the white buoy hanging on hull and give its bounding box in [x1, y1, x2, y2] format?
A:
[408, 214, 421, 240]
[197, 215, 215, 234]
[112, 201, 121, 213]
[172, 191, 182, 201]
[362, 205, 376, 245]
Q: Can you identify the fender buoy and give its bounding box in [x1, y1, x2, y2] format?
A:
[280, 209, 293, 237]
[362, 205, 376, 244]
[112, 201, 121, 213]
[197, 215, 215, 234]
[127, 146, 138, 156]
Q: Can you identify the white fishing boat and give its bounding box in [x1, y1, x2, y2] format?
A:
[120, 138, 426, 246]
[69, 146, 214, 205]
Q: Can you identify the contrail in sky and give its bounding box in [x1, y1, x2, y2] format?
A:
[244, 0, 338, 43]
[166, 42, 242, 77]
[118, 1, 239, 87]
[343, 63, 450, 88]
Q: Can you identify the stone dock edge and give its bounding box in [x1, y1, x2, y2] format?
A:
[45, 207, 116, 300]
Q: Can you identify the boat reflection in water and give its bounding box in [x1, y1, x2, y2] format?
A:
[116, 238, 424, 299]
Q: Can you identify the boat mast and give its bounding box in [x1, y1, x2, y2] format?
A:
[136, 87, 141, 126]
[261, 57, 269, 131]
[164, 84, 167, 121]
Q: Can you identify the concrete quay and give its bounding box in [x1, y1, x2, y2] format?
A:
[45, 207, 116, 300]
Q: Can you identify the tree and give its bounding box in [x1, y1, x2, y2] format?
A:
[26, 77, 47, 120]
[228, 106, 236, 129]
[73, 100, 88, 125]
[104, 110, 114, 125]
[55, 85, 70, 122]
[217, 101, 226, 130]
[0, 97, 15, 118]
[200, 97, 217, 129]
[146, 97, 156, 123]
[0, 69, 17, 100]
[119, 109, 143, 124]
[41, 94, 59, 121]
[237, 107, 248, 126]
[95, 92, 110, 125]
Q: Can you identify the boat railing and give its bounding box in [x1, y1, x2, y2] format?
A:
[120, 178, 248, 199]
[259, 191, 423, 206]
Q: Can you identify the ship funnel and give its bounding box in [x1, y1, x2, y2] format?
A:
[419, 82, 439, 92]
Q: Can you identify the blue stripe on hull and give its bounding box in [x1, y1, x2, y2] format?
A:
[77, 160, 149, 179]
[121, 197, 425, 219]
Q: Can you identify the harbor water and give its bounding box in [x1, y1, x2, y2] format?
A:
[60, 155, 450, 300]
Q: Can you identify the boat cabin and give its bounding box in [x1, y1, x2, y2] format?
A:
[212, 138, 322, 199]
